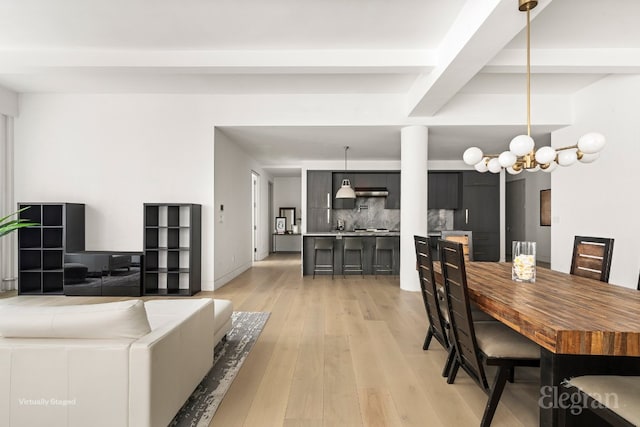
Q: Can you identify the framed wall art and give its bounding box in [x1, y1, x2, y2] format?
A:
[275, 216, 286, 234]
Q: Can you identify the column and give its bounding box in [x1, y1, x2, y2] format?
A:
[400, 125, 428, 292]
[0, 115, 16, 291]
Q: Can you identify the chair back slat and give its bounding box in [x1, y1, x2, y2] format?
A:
[414, 236, 448, 349]
[576, 242, 606, 258]
[438, 239, 487, 389]
[570, 236, 614, 282]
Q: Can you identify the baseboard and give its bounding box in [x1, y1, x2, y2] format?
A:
[199, 280, 215, 292]
[214, 262, 251, 290]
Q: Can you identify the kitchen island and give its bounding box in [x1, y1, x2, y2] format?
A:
[303, 231, 400, 276]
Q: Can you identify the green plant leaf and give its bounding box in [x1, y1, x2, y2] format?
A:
[0, 207, 39, 238]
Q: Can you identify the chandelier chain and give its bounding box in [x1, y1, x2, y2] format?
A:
[526, 8, 531, 137]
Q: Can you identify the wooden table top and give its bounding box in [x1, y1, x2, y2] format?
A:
[434, 262, 640, 356]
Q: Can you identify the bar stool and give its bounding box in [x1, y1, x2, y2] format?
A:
[373, 236, 395, 277]
[342, 237, 364, 277]
[313, 238, 334, 279]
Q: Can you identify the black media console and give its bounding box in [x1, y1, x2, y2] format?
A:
[63, 251, 143, 297]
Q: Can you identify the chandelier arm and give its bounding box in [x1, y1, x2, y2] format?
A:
[555, 143, 579, 151]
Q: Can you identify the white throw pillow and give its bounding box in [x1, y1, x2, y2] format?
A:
[0, 299, 151, 339]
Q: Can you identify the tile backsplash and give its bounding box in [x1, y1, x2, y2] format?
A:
[428, 209, 455, 231]
[333, 197, 400, 231]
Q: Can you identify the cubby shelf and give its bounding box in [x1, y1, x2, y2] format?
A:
[17, 203, 85, 295]
[142, 204, 201, 296]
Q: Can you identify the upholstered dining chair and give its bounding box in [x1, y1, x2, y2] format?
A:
[563, 376, 640, 426]
[570, 236, 614, 282]
[414, 235, 455, 378]
[439, 239, 540, 427]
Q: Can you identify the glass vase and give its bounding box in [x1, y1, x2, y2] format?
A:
[512, 241, 536, 283]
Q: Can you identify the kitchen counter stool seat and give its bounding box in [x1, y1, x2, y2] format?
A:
[374, 236, 395, 276]
[342, 237, 364, 277]
[313, 237, 335, 279]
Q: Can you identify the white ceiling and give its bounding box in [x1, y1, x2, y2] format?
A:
[1, 0, 638, 175]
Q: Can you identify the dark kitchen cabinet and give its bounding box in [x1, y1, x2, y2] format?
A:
[428, 172, 459, 209]
[307, 171, 333, 231]
[353, 173, 387, 188]
[307, 171, 332, 209]
[307, 208, 332, 232]
[385, 172, 401, 209]
[332, 172, 356, 210]
[454, 171, 499, 261]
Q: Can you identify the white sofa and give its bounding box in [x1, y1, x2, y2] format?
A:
[214, 299, 233, 346]
[0, 298, 215, 427]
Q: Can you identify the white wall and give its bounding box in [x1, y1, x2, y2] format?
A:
[506, 172, 551, 264]
[213, 129, 272, 288]
[552, 75, 640, 288]
[0, 85, 18, 117]
[272, 176, 302, 251]
[273, 176, 301, 228]
[14, 94, 215, 289]
[524, 172, 551, 263]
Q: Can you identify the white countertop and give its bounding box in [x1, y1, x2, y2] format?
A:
[304, 231, 400, 237]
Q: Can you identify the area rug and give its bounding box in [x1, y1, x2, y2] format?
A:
[169, 311, 270, 427]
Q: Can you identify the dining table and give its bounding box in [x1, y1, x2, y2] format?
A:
[434, 261, 640, 427]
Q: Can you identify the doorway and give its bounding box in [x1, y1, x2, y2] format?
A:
[251, 171, 259, 262]
[506, 179, 526, 260]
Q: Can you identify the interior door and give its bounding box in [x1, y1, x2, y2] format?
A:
[251, 171, 259, 261]
[506, 179, 526, 260]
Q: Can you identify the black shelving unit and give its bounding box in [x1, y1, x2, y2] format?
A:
[143, 203, 202, 296]
[17, 203, 85, 295]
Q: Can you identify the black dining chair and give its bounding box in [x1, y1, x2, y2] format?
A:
[563, 375, 640, 426]
[441, 230, 473, 261]
[570, 236, 614, 282]
[439, 239, 541, 427]
[414, 235, 455, 378]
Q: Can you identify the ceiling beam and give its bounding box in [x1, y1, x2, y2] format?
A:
[406, 0, 553, 117]
[485, 48, 640, 74]
[0, 49, 435, 75]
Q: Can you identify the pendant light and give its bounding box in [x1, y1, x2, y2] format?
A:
[336, 146, 356, 199]
[462, 0, 605, 174]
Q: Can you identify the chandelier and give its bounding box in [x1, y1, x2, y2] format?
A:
[463, 0, 605, 174]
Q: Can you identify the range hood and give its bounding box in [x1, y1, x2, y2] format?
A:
[354, 187, 389, 197]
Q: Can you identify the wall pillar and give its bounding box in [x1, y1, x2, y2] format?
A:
[0, 115, 17, 291]
[400, 125, 428, 291]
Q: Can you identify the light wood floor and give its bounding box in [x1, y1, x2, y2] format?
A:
[0, 254, 540, 426]
[210, 253, 540, 427]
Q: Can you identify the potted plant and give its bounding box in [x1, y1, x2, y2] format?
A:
[0, 207, 39, 237]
